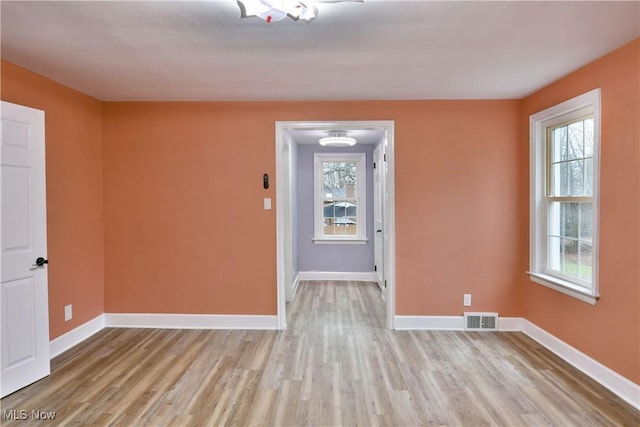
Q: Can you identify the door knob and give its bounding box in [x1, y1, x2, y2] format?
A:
[33, 257, 48, 267]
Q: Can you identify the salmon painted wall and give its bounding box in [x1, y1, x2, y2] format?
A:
[1, 60, 104, 340]
[519, 39, 640, 384]
[102, 100, 521, 316]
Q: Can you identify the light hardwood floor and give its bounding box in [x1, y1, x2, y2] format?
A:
[2, 281, 639, 426]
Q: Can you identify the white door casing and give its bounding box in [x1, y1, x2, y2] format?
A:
[373, 143, 386, 299]
[282, 133, 295, 302]
[0, 101, 50, 398]
[381, 127, 395, 330]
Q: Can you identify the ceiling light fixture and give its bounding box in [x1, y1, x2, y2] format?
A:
[237, 0, 362, 24]
[237, 0, 317, 22]
[319, 132, 356, 147]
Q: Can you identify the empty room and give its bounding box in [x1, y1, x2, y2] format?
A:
[1, 1, 639, 425]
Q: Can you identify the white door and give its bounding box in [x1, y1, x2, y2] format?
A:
[373, 143, 386, 299]
[0, 101, 50, 398]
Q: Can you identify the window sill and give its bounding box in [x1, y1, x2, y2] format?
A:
[313, 238, 368, 245]
[527, 272, 599, 305]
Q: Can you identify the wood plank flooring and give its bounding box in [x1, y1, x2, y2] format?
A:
[2, 281, 639, 426]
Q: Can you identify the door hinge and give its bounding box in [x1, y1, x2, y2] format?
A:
[373, 162, 376, 169]
[384, 153, 387, 161]
[374, 265, 377, 272]
[384, 280, 387, 288]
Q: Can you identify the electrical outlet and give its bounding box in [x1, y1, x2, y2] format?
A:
[463, 294, 472, 307]
[64, 304, 72, 322]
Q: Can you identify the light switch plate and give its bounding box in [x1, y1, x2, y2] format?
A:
[463, 294, 472, 307]
[264, 198, 272, 210]
[64, 304, 73, 322]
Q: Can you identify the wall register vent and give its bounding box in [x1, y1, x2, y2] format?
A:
[464, 312, 499, 331]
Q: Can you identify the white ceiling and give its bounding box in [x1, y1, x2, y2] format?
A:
[1, 1, 638, 102]
[289, 127, 385, 144]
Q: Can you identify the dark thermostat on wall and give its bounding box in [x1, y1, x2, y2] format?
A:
[263, 173, 269, 189]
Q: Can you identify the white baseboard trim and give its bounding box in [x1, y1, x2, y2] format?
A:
[522, 320, 640, 411]
[104, 313, 279, 330]
[291, 272, 301, 300]
[297, 271, 376, 282]
[498, 316, 524, 331]
[395, 316, 463, 330]
[50, 314, 105, 358]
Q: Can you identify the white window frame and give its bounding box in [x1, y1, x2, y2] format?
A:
[313, 152, 367, 244]
[529, 88, 601, 305]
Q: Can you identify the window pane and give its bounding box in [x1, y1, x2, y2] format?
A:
[548, 236, 561, 272]
[549, 202, 579, 239]
[324, 221, 335, 235]
[584, 118, 594, 157]
[330, 201, 356, 217]
[333, 216, 355, 235]
[323, 161, 357, 199]
[549, 117, 594, 198]
[548, 202, 561, 236]
[567, 121, 584, 160]
[551, 162, 569, 196]
[569, 159, 584, 196]
[548, 201, 592, 282]
[334, 219, 345, 235]
[579, 242, 593, 282]
[346, 217, 357, 235]
[323, 203, 335, 219]
[552, 160, 586, 197]
[552, 126, 568, 163]
[579, 203, 593, 241]
[561, 238, 579, 278]
[560, 202, 579, 239]
[584, 158, 593, 197]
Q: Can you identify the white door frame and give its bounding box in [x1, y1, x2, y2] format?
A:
[373, 142, 386, 298]
[275, 120, 396, 330]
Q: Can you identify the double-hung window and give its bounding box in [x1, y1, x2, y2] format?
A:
[529, 89, 600, 304]
[313, 152, 367, 243]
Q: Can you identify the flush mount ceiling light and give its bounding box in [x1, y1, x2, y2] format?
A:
[319, 132, 357, 147]
[237, 0, 362, 23]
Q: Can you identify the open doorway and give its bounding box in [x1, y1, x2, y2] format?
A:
[275, 121, 395, 329]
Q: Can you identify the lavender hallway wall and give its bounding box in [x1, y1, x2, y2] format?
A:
[296, 143, 376, 273]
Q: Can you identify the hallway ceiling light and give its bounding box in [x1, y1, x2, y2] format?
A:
[319, 132, 357, 146]
[237, 0, 362, 23]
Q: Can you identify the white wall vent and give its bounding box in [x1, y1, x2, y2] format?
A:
[464, 312, 499, 331]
